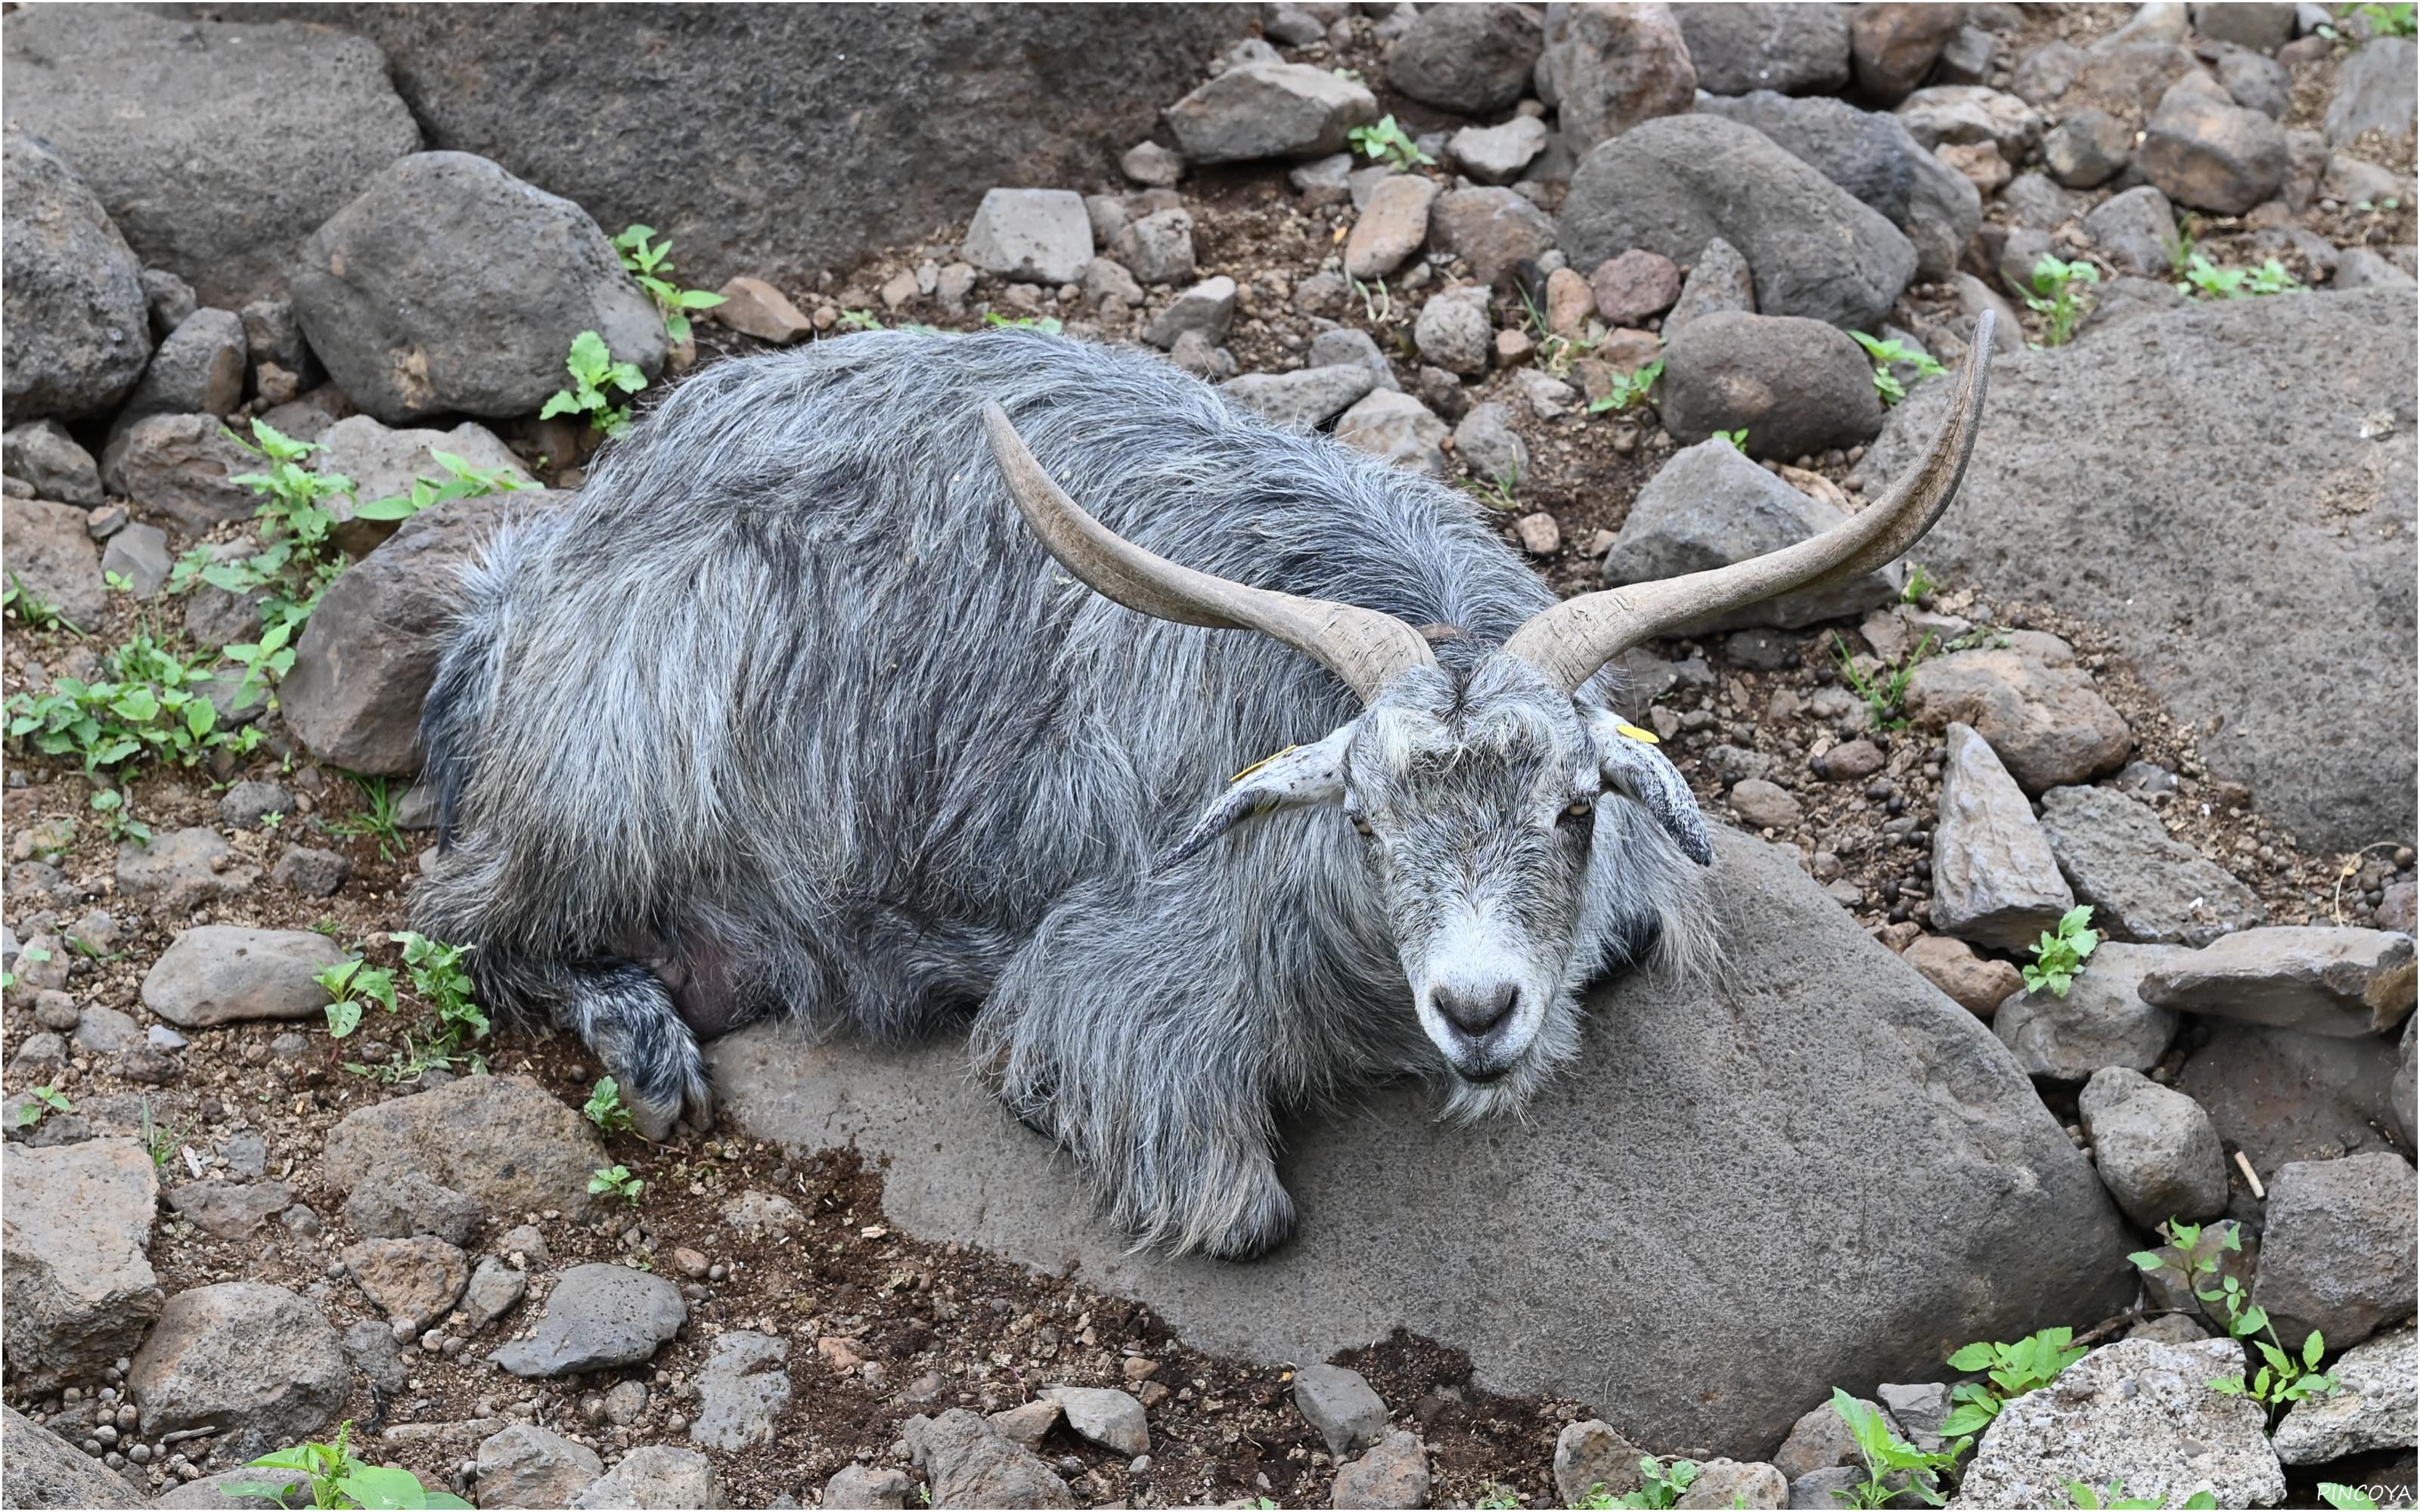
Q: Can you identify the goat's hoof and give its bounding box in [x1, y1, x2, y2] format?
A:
[1201, 1179, 1298, 1262]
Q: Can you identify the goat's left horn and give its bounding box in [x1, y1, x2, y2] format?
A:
[980, 401, 1437, 705]
[1500, 309, 1997, 696]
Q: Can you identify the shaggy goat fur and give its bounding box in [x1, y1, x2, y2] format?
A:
[415, 329, 1714, 1256]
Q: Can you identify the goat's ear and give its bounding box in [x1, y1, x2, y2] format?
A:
[1586, 710, 1714, 866]
[1156, 723, 1354, 872]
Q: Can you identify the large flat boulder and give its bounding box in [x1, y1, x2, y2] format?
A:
[709, 830, 2135, 1459]
[1860, 290, 2418, 853]
[206, 5, 1249, 286]
[0, 7, 421, 304]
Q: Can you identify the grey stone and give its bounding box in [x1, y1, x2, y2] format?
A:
[706, 830, 2134, 1460]
[1294, 1363, 1389, 1457]
[1787, 1466, 1867, 1508]
[1676, 1459, 1787, 1508]
[130, 1283, 348, 1457]
[1994, 943, 2186, 1080]
[1165, 61, 1378, 164]
[323, 1074, 606, 1219]
[2248, 1152, 2418, 1349]
[340, 1235, 470, 1330]
[141, 927, 349, 1028]
[312, 414, 535, 557]
[1336, 390, 1451, 476]
[2001, 172, 2092, 231]
[1553, 1419, 1645, 1504]
[1676, 4, 1852, 95]
[2400, 1016, 2417, 1147]
[240, 296, 310, 377]
[1332, 1430, 1429, 1510]
[1773, 1396, 1891, 1479]
[2138, 84, 2288, 213]
[1121, 141, 1184, 188]
[284, 491, 564, 773]
[154, 1468, 315, 1509]
[2, 498, 107, 626]
[1449, 116, 1552, 185]
[2044, 108, 2134, 188]
[1602, 439, 1899, 634]
[294, 152, 662, 425]
[1045, 1385, 1147, 1457]
[1948, 1337, 2283, 1509]
[567, 1447, 721, 1510]
[904, 1408, 1072, 1508]
[1903, 634, 2131, 793]
[1109, 208, 1197, 287]
[2195, 2, 2297, 51]
[1658, 310, 1884, 460]
[101, 412, 267, 534]
[1931, 723, 2076, 952]
[1537, 2, 1697, 155]
[143, 268, 200, 339]
[122, 308, 247, 423]
[2136, 927, 2415, 1038]
[272, 845, 351, 897]
[98, 522, 171, 599]
[1696, 90, 1981, 280]
[1, 8, 419, 304]
[491, 1264, 686, 1377]
[0, 132, 153, 422]
[2078, 1066, 2229, 1227]
[2080, 182, 2180, 276]
[2218, 48, 2292, 119]
[1, 1405, 145, 1507]
[1219, 366, 1379, 433]
[1875, 1381, 1951, 1452]
[1, 1139, 162, 1393]
[1561, 114, 1917, 330]
[1454, 402, 1529, 485]
[689, 1328, 790, 1452]
[2180, 1021, 2409, 1172]
[2, 420, 104, 505]
[1383, 3, 1543, 114]
[1307, 327, 1401, 392]
[71, 1005, 133, 1054]
[2036, 786, 2267, 949]
[1290, 153, 1355, 206]
[1428, 187, 1557, 290]
[1413, 286, 1495, 376]
[2327, 36, 2418, 147]
[2270, 1324, 2416, 1464]
[166, 1181, 298, 1241]
[1664, 235, 1756, 334]
[461, 1256, 529, 1331]
[1894, 85, 2044, 162]
[962, 189, 1094, 286]
[218, 781, 295, 831]
[1142, 277, 1238, 351]
[2335, 246, 2418, 291]
[1343, 175, 1439, 281]
[342, 1170, 486, 1247]
[823, 1464, 913, 1509]
[475, 1424, 602, 1509]
[341, 1317, 407, 1397]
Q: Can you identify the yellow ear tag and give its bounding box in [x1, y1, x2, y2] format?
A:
[1230, 745, 1298, 783]
[1615, 722, 1660, 744]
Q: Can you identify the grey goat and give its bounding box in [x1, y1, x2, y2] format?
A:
[415, 318, 1992, 1257]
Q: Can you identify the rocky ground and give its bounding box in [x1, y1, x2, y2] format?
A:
[2, 1, 2417, 1509]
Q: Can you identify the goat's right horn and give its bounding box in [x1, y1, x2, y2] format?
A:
[981, 402, 1438, 705]
[1501, 309, 1997, 696]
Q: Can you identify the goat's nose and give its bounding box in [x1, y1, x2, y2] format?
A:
[1435, 982, 1519, 1039]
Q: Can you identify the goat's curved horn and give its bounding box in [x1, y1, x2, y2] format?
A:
[1501, 309, 1998, 696]
[981, 401, 1438, 705]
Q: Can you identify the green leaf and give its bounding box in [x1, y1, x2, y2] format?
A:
[2127, 1249, 2167, 1272]
[327, 999, 363, 1038]
[354, 494, 423, 521]
[2304, 1329, 2325, 1367]
[341, 1463, 443, 1509]
[675, 288, 726, 309]
[1947, 1341, 1996, 1371]
[2182, 1494, 2219, 1510]
[566, 329, 612, 383]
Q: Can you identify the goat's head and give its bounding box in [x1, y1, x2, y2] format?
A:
[980, 313, 1994, 1088]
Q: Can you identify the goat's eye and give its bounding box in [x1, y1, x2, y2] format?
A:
[1564, 800, 1593, 818]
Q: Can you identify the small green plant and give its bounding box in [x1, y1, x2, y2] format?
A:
[2017, 254, 2100, 346]
[1900, 564, 1937, 604]
[590, 1163, 644, 1206]
[89, 787, 150, 846]
[1941, 1327, 2090, 1436]
[2021, 904, 2100, 999]
[1587, 359, 1665, 415]
[394, 930, 488, 1050]
[2319, 1486, 2383, 1510]
[1474, 1481, 1522, 1510]
[141, 1096, 188, 1169]
[584, 1077, 634, 1135]
[166, 419, 361, 639]
[5, 631, 262, 774]
[2176, 253, 2305, 300]
[982, 311, 1066, 335]
[1851, 331, 1948, 405]
[540, 330, 647, 438]
[1465, 469, 1522, 512]
[14, 1085, 72, 1129]
[3, 570, 82, 636]
[2130, 1219, 2339, 1421]
[317, 955, 399, 1040]
[355, 449, 535, 529]
[2065, 1482, 2219, 1509]
[1581, 1457, 1701, 1510]
[2319, 1, 2418, 40]
[1832, 631, 1934, 730]
[1714, 427, 1749, 451]
[1347, 113, 1434, 169]
[1347, 273, 1393, 325]
[227, 1421, 472, 1509]
[612, 225, 727, 343]
[1830, 1389, 1967, 1508]
[321, 773, 406, 860]
[836, 308, 885, 332]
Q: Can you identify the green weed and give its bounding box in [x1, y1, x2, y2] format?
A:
[540, 330, 647, 438]
[982, 312, 1065, 335]
[13, 1085, 71, 1129]
[584, 1076, 634, 1135]
[1587, 359, 1665, 416]
[88, 787, 150, 847]
[2016, 254, 2099, 346]
[4, 570, 82, 636]
[356, 448, 535, 528]
[2021, 905, 2100, 999]
[2130, 1219, 2340, 1422]
[5, 630, 262, 774]
[1714, 427, 1749, 451]
[1348, 113, 1433, 169]
[2176, 253, 2305, 300]
[317, 955, 399, 1040]
[1830, 1389, 1968, 1507]
[1942, 1327, 2090, 1436]
[1464, 469, 1522, 512]
[1900, 564, 1938, 604]
[228, 1421, 471, 1509]
[1579, 1457, 1701, 1509]
[2065, 1481, 2219, 1509]
[1832, 631, 1934, 730]
[590, 1163, 645, 1206]
[1851, 331, 1947, 405]
[613, 225, 727, 343]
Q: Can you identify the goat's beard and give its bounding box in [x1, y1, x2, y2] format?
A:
[1434, 982, 1587, 1124]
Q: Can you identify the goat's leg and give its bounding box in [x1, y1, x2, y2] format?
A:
[476, 953, 714, 1141]
[976, 892, 1295, 1259]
